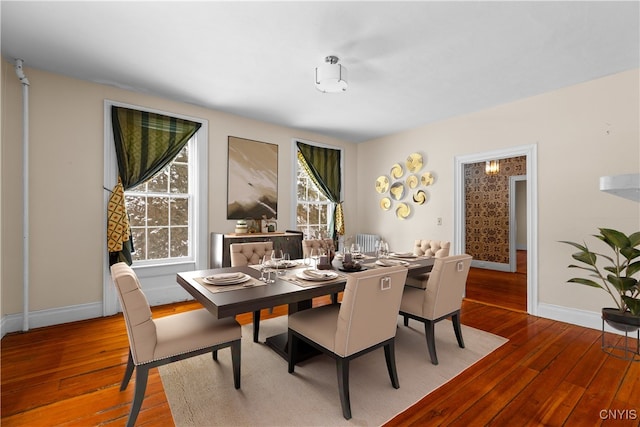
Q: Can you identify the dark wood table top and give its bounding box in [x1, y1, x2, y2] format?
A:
[176, 256, 434, 319]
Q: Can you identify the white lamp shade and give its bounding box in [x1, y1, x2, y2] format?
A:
[315, 62, 348, 93]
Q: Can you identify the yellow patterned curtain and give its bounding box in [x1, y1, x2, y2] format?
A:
[296, 142, 344, 239]
[108, 106, 201, 265]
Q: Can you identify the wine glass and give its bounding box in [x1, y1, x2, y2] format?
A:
[350, 243, 361, 259]
[310, 248, 320, 270]
[271, 249, 283, 276]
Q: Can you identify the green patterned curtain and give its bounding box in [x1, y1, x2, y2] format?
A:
[296, 142, 344, 240]
[107, 106, 201, 265]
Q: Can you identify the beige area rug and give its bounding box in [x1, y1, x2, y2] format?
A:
[159, 315, 507, 426]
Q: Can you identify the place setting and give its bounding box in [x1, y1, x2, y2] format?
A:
[196, 272, 266, 293]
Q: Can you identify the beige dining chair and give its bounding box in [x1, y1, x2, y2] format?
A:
[301, 238, 335, 257]
[110, 262, 241, 427]
[399, 254, 472, 365]
[229, 241, 273, 342]
[405, 240, 451, 289]
[287, 266, 408, 420]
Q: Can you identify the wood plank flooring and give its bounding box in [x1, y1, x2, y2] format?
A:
[2, 263, 639, 426]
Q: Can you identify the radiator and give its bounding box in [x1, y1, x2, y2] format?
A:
[355, 233, 380, 253]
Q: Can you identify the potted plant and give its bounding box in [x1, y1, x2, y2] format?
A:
[561, 228, 640, 332]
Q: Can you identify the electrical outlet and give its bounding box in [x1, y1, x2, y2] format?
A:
[437, 217, 442, 226]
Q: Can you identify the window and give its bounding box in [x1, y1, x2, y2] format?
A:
[125, 142, 193, 263]
[296, 155, 331, 238]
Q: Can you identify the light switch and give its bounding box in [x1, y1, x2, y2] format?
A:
[437, 217, 442, 226]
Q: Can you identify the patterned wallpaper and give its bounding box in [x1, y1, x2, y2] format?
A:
[464, 156, 526, 264]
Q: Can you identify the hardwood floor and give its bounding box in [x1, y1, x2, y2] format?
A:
[2, 266, 639, 426]
[465, 250, 528, 312]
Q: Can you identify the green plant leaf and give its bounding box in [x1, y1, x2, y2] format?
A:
[607, 274, 637, 292]
[622, 296, 640, 316]
[570, 251, 597, 266]
[600, 228, 630, 249]
[620, 246, 640, 261]
[560, 240, 588, 252]
[627, 260, 640, 277]
[568, 277, 604, 289]
[629, 231, 640, 247]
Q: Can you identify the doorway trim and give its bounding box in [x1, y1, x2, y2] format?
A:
[509, 175, 527, 272]
[453, 144, 538, 315]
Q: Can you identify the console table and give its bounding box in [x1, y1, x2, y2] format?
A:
[209, 231, 303, 268]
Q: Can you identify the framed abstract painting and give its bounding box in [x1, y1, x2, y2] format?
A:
[227, 136, 278, 219]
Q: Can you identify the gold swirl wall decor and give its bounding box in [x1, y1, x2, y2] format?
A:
[406, 174, 418, 189]
[374, 151, 435, 217]
[396, 203, 411, 219]
[413, 190, 427, 205]
[390, 163, 404, 179]
[421, 172, 434, 186]
[406, 153, 423, 173]
[375, 175, 390, 193]
[390, 182, 405, 200]
[380, 197, 391, 210]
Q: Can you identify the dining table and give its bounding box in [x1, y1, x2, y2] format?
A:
[176, 253, 435, 362]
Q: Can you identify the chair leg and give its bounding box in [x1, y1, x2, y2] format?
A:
[287, 329, 297, 373]
[424, 320, 438, 365]
[336, 358, 352, 420]
[452, 312, 465, 349]
[403, 315, 409, 327]
[120, 350, 135, 391]
[252, 310, 260, 343]
[231, 339, 241, 389]
[126, 364, 149, 427]
[331, 293, 338, 304]
[384, 341, 400, 389]
[212, 349, 218, 361]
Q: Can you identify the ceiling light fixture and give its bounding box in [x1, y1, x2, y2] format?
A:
[485, 160, 500, 175]
[315, 55, 347, 93]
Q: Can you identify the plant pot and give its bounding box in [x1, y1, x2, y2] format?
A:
[602, 307, 640, 333]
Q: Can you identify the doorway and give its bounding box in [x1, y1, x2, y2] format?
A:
[454, 144, 538, 315]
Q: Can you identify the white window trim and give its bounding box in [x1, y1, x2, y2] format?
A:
[291, 138, 344, 241]
[103, 100, 208, 315]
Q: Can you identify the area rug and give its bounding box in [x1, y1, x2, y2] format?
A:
[159, 316, 507, 426]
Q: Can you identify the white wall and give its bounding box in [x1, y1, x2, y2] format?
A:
[0, 60, 356, 331]
[356, 69, 640, 323]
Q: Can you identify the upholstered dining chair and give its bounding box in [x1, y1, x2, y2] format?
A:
[287, 266, 408, 419]
[110, 262, 241, 427]
[301, 238, 335, 257]
[405, 240, 451, 289]
[399, 254, 472, 365]
[229, 241, 274, 342]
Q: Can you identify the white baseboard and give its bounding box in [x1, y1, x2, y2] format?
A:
[537, 303, 634, 336]
[471, 260, 510, 272]
[1, 288, 194, 337]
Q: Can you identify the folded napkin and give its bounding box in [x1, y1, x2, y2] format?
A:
[377, 258, 408, 267]
[390, 252, 414, 258]
[303, 269, 336, 279]
[205, 272, 245, 284]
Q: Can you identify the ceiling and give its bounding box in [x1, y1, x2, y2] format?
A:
[2, 1, 638, 143]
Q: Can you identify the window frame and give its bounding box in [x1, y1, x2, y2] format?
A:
[124, 142, 194, 266]
[291, 138, 344, 239]
[103, 100, 208, 315]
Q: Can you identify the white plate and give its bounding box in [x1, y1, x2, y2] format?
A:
[296, 269, 339, 281]
[389, 252, 415, 258]
[203, 273, 252, 286]
[375, 259, 409, 267]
